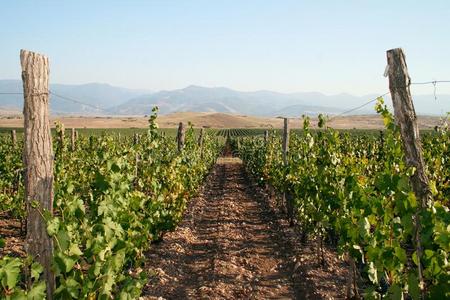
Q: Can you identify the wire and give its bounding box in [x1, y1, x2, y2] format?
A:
[1, 79, 450, 117]
[329, 92, 390, 121]
[49, 91, 109, 112]
[0, 90, 110, 113]
[410, 80, 450, 85]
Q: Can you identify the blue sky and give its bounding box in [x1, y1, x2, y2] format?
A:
[1, 0, 450, 95]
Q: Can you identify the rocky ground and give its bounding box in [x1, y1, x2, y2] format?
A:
[142, 158, 350, 299]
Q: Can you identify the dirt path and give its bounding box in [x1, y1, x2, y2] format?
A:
[142, 158, 348, 299]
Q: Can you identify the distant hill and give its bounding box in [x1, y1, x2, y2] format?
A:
[112, 85, 450, 116]
[0, 80, 151, 114]
[111, 85, 372, 116]
[1, 80, 449, 116]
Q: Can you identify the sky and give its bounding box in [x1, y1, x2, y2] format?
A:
[1, 0, 450, 96]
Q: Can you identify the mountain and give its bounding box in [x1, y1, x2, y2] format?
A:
[1, 80, 449, 116]
[113, 85, 450, 116]
[0, 80, 151, 114]
[112, 86, 363, 115]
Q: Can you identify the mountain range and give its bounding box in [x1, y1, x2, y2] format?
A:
[1, 80, 449, 116]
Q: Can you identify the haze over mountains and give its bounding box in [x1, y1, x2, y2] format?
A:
[1, 80, 449, 116]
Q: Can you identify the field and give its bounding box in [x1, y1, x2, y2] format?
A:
[0, 92, 449, 298]
[1, 102, 449, 299]
[0, 112, 445, 130]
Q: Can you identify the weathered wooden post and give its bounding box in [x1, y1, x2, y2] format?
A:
[71, 128, 75, 151]
[198, 128, 204, 147]
[264, 130, 269, 143]
[177, 122, 185, 152]
[282, 118, 294, 225]
[387, 48, 431, 296]
[198, 128, 204, 158]
[282, 119, 289, 165]
[134, 133, 139, 145]
[11, 129, 17, 146]
[59, 125, 64, 150]
[21, 49, 55, 298]
[135, 153, 140, 179]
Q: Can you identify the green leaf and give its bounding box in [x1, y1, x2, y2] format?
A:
[406, 192, 417, 209]
[0, 257, 22, 289]
[388, 283, 404, 300]
[55, 277, 80, 299]
[367, 261, 378, 284]
[429, 180, 438, 196]
[46, 217, 60, 236]
[54, 252, 77, 273]
[407, 272, 420, 300]
[10, 290, 26, 300]
[30, 262, 43, 280]
[56, 229, 70, 252]
[359, 217, 371, 238]
[27, 281, 46, 300]
[394, 247, 407, 264]
[412, 251, 419, 266]
[68, 243, 83, 257]
[66, 182, 74, 194]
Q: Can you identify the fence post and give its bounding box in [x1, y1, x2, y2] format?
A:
[282, 119, 289, 165]
[387, 47, 431, 296]
[134, 133, 139, 145]
[71, 128, 75, 151]
[198, 128, 204, 158]
[58, 124, 65, 155]
[11, 129, 17, 146]
[135, 153, 140, 179]
[264, 129, 269, 143]
[177, 122, 185, 152]
[198, 128, 204, 147]
[21, 49, 55, 299]
[282, 118, 294, 225]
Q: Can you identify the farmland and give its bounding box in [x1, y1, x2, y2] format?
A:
[0, 47, 449, 299]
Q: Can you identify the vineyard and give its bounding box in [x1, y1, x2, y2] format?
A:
[0, 108, 222, 298]
[237, 100, 449, 299]
[0, 48, 449, 300]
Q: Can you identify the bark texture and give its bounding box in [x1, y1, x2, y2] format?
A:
[387, 47, 431, 295]
[387, 48, 431, 206]
[71, 128, 76, 151]
[282, 118, 289, 165]
[282, 118, 294, 225]
[21, 49, 55, 298]
[177, 122, 185, 152]
[11, 129, 17, 146]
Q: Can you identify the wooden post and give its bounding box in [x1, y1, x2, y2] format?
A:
[282, 118, 294, 225]
[177, 122, 185, 152]
[11, 129, 17, 146]
[198, 128, 204, 147]
[134, 133, 139, 145]
[264, 130, 269, 143]
[71, 128, 75, 151]
[135, 153, 140, 178]
[387, 48, 431, 295]
[58, 125, 64, 151]
[21, 49, 54, 299]
[198, 128, 204, 158]
[282, 118, 289, 165]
